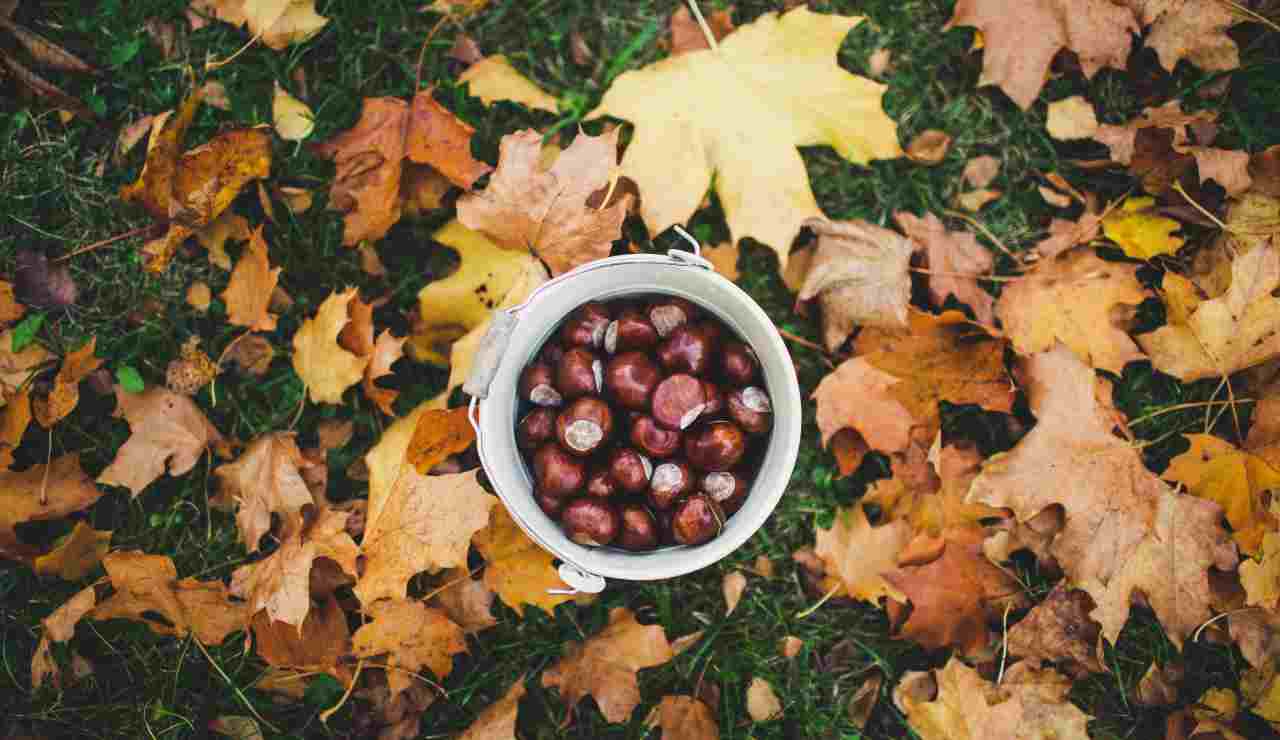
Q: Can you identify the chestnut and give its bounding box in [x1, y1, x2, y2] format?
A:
[605, 309, 659, 355]
[557, 347, 603, 400]
[608, 447, 653, 495]
[539, 342, 565, 366]
[533, 443, 586, 498]
[616, 504, 660, 551]
[648, 296, 696, 337]
[702, 471, 750, 515]
[727, 386, 772, 435]
[520, 363, 562, 407]
[652, 373, 707, 430]
[561, 497, 620, 546]
[537, 490, 566, 516]
[671, 494, 724, 545]
[555, 397, 614, 456]
[586, 466, 619, 498]
[656, 324, 716, 376]
[697, 320, 724, 346]
[648, 460, 693, 510]
[684, 421, 747, 471]
[700, 380, 726, 419]
[630, 415, 682, 458]
[721, 342, 758, 386]
[560, 302, 611, 348]
[517, 407, 557, 451]
[604, 351, 661, 410]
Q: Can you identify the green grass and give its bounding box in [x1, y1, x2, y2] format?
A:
[3, 0, 1280, 738]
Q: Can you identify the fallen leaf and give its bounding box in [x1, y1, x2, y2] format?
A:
[967, 345, 1238, 647]
[906, 130, 951, 165]
[746, 677, 783, 721]
[1101, 196, 1184, 260]
[1136, 661, 1182, 706]
[1006, 583, 1105, 677]
[97, 386, 223, 497]
[225, 334, 274, 376]
[434, 567, 496, 633]
[355, 405, 493, 605]
[1241, 531, 1280, 610]
[1033, 212, 1103, 260]
[93, 550, 249, 644]
[895, 211, 994, 324]
[187, 281, 212, 311]
[352, 599, 467, 699]
[473, 505, 577, 616]
[30, 585, 96, 688]
[945, 0, 1137, 109]
[955, 189, 1001, 212]
[222, 227, 280, 331]
[194, 209, 252, 269]
[1128, 0, 1240, 73]
[362, 330, 406, 416]
[457, 128, 627, 276]
[1139, 238, 1280, 380]
[645, 695, 720, 740]
[1046, 96, 1099, 140]
[458, 678, 527, 740]
[14, 249, 76, 309]
[215, 432, 315, 552]
[406, 90, 493, 190]
[32, 522, 110, 581]
[292, 288, 370, 404]
[0, 454, 100, 560]
[1165, 434, 1280, 557]
[271, 81, 313, 140]
[542, 607, 675, 724]
[276, 185, 312, 213]
[996, 248, 1148, 374]
[0, 329, 52, 395]
[232, 508, 357, 628]
[666, 4, 735, 55]
[813, 358, 915, 453]
[722, 571, 747, 615]
[250, 596, 349, 677]
[458, 55, 558, 113]
[312, 98, 408, 245]
[357, 243, 388, 276]
[1252, 145, 1280, 198]
[781, 243, 815, 293]
[779, 636, 803, 659]
[448, 33, 484, 67]
[1039, 186, 1072, 208]
[703, 242, 740, 282]
[0, 281, 23, 325]
[188, 0, 329, 50]
[165, 337, 218, 396]
[895, 657, 1092, 740]
[0, 387, 30, 469]
[32, 338, 102, 428]
[591, 7, 901, 268]
[798, 217, 917, 350]
[814, 503, 910, 602]
[209, 716, 264, 740]
[962, 156, 1000, 188]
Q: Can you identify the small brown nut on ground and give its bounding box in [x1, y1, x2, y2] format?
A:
[656, 324, 716, 376]
[648, 296, 697, 337]
[605, 308, 659, 354]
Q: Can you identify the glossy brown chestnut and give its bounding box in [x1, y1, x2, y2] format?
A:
[608, 447, 653, 495]
[560, 302, 612, 348]
[700, 380, 725, 418]
[536, 490, 566, 516]
[605, 309, 659, 355]
[727, 386, 772, 435]
[519, 363, 562, 407]
[586, 467, 619, 498]
[647, 460, 693, 510]
[702, 470, 750, 515]
[684, 421, 747, 471]
[557, 347, 603, 400]
[539, 342, 565, 367]
[533, 443, 586, 498]
[561, 497, 621, 546]
[630, 414, 682, 458]
[651, 373, 707, 430]
[648, 296, 696, 337]
[555, 397, 614, 456]
[604, 351, 661, 410]
[721, 341, 759, 386]
[616, 504, 660, 551]
[517, 407, 557, 451]
[656, 324, 716, 376]
[671, 494, 724, 545]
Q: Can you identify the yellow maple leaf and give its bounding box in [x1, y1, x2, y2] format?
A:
[1102, 196, 1185, 260]
[1164, 434, 1280, 557]
[459, 55, 558, 113]
[291, 288, 370, 404]
[590, 7, 901, 269]
[472, 505, 578, 617]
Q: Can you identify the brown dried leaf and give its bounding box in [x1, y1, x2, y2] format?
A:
[32, 522, 111, 581]
[225, 334, 274, 376]
[222, 227, 280, 331]
[434, 567, 496, 633]
[458, 678, 527, 740]
[747, 677, 783, 721]
[1046, 96, 1099, 141]
[645, 695, 720, 740]
[32, 338, 101, 428]
[0, 454, 100, 561]
[93, 550, 249, 645]
[1006, 584, 1105, 677]
[14, 249, 77, 309]
[962, 156, 1000, 189]
[906, 130, 952, 165]
[312, 98, 407, 245]
[703, 242, 740, 282]
[722, 570, 747, 615]
[407, 90, 493, 189]
[30, 585, 96, 688]
[666, 5, 735, 55]
[814, 503, 910, 603]
[215, 432, 317, 551]
[187, 0, 328, 50]
[97, 386, 223, 497]
[895, 211, 994, 324]
[250, 595, 350, 677]
[351, 599, 466, 699]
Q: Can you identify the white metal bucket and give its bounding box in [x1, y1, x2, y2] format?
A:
[464, 237, 802, 594]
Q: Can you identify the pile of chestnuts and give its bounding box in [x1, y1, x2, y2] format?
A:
[516, 296, 773, 550]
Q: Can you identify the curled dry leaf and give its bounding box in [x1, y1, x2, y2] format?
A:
[0, 281, 22, 325]
[97, 386, 223, 497]
[954, 189, 1001, 212]
[0, 387, 31, 470]
[351, 599, 467, 700]
[292, 288, 370, 404]
[645, 695, 720, 740]
[457, 128, 628, 276]
[194, 209, 252, 270]
[187, 0, 329, 50]
[1038, 186, 1072, 208]
[945, 0, 1137, 110]
[0, 454, 100, 560]
[30, 585, 96, 689]
[93, 550, 250, 645]
[895, 211, 994, 324]
[32, 522, 111, 581]
[215, 432, 315, 552]
[1241, 532, 1280, 611]
[895, 657, 1091, 740]
[798, 217, 917, 350]
[1034, 211, 1102, 260]
[722, 570, 747, 615]
[459, 55, 559, 113]
[906, 130, 952, 165]
[458, 678, 527, 740]
[32, 338, 101, 428]
[747, 677, 783, 721]
[407, 91, 493, 189]
[967, 345, 1238, 648]
[0, 328, 52, 395]
[222, 227, 280, 331]
[542, 607, 675, 724]
[1006, 583, 1105, 678]
[272, 81, 313, 141]
[1046, 96, 1099, 141]
[996, 248, 1148, 374]
[591, 7, 901, 268]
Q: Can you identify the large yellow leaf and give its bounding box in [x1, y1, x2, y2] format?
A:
[1165, 434, 1280, 557]
[590, 7, 901, 268]
[291, 288, 370, 404]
